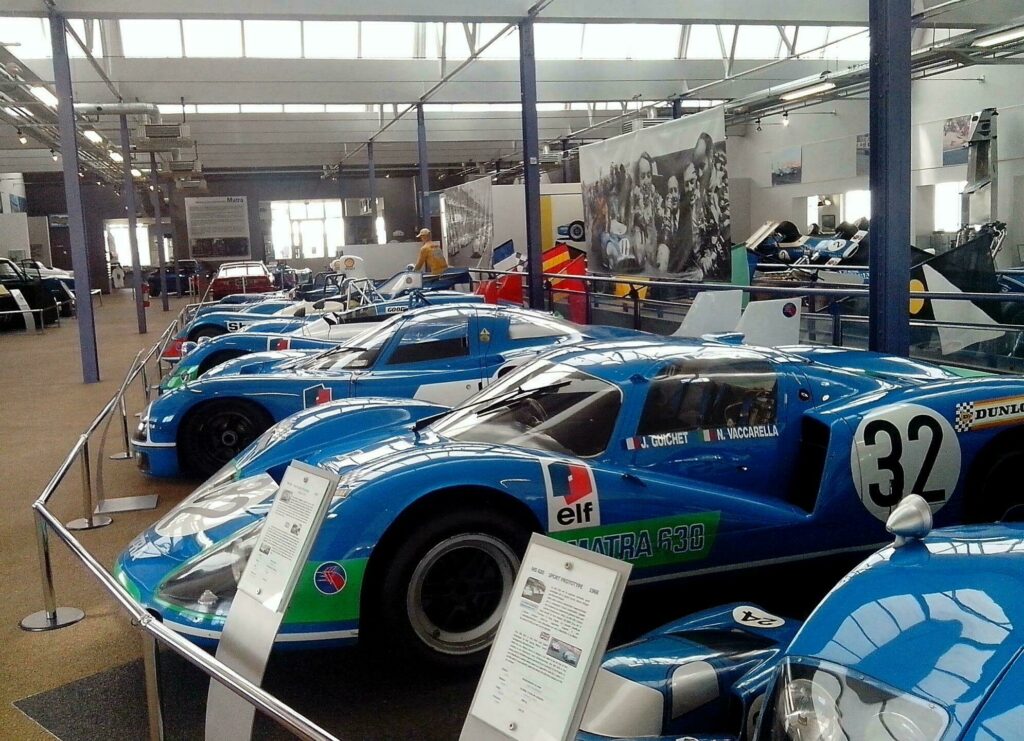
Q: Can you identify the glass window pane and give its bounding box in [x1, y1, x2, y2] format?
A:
[306, 200, 325, 219]
[844, 189, 871, 222]
[67, 20, 103, 59]
[120, 19, 182, 58]
[158, 103, 195, 115]
[0, 18, 51, 58]
[361, 21, 415, 58]
[627, 24, 682, 60]
[195, 104, 239, 114]
[686, 25, 724, 59]
[240, 104, 283, 113]
[183, 20, 242, 58]
[283, 104, 324, 113]
[443, 22, 473, 60]
[934, 181, 966, 232]
[244, 20, 301, 58]
[535, 23, 583, 59]
[300, 220, 325, 258]
[827, 27, 869, 60]
[807, 196, 819, 232]
[325, 104, 368, 113]
[303, 21, 358, 58]
[477, 23, 519, 59]
[289, 201, 306, 220]
[793, 26, 829, 57]
[271, 216, 292, 260]
[581, 24, 628, 59]
[324, 200, 342, 217]
[326, 217, 344, 252]
[733, 25, 783, 59]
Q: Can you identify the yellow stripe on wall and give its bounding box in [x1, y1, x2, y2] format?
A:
[540, 194, 554, 252]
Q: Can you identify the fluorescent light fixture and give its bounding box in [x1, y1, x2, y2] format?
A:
[83, 129, 103, 143]
[782, 111, 790, 127]
[780, 81, 836, 101]
[973, 25, 1024, 48]
[29, 85, 58, 108]
[50, 148, 58, 161]
[131, 168, 142, 177]
[110, 150, 123, 162]
[18, 128, 27, 144]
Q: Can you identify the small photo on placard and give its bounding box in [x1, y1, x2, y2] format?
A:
[521, 576, 546, 605]
[546, 637, 581, 668]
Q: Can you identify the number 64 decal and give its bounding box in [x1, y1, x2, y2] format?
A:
[851, 404, 961, 521]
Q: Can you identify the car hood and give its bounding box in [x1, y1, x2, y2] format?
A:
[787, 523, 1024, 732]
[201, 349, 319, 378]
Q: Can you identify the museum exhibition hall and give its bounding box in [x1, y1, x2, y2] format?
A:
[2, 1, 1024, 739]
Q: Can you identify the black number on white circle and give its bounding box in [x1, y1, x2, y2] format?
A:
[863, 413, 945, 508]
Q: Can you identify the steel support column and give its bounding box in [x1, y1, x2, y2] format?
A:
[519, 18, 544, 309]
[367, 140, 379, 242]
[49, 10, 99, 383]
[868, 0, 911, 355]
[119, 115, 146, 334]
[149, 153, 169, 311]
[560, 137, 571, 183]
[672, 98, 683, 119]
[416, 103, 430, 226]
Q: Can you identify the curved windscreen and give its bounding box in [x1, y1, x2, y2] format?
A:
[433, 362, 621, 457]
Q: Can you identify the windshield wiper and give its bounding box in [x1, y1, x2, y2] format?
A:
[473, 380, 573, 417]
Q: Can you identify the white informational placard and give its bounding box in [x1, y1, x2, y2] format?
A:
[462, 534, 631, 741]
[205, 460, 338, 741]
[185, 196, 251, 260]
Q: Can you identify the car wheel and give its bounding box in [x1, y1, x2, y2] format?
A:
[179, 400, 272, 477]
[189, 325, 226, 342]
[968, 445, 1024, 522]
[567, 220, 586, 242]
[376, 508, 529, 667]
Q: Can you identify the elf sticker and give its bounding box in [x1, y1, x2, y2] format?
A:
[732, 605, 785, 629]
[543, 460, 600, 532]
[302, 383, 333, 408]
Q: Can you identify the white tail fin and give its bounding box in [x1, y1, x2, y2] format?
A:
[922, 264, 1004, 354]
[673, 290, 743, 337]
[737, 298, 802, 347]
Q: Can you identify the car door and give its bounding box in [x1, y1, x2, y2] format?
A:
[354, 308, 484, 405]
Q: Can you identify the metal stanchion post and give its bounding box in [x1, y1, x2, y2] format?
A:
[67, 438, 112, 530]
[141, 362, 151, 403]
[831, 301, 843, 346]
[141, 629, 166, 741]
[109, 392, 134, 460]
[544, 280, 553, 312]
[584, 280, 593, 325]
[20, 509, 85, 631]
[631, 286, 642, 330]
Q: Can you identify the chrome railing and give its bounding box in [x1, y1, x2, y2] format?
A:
[19, 310, 338, 741]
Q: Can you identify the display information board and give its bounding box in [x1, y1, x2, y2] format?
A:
[206, 460, 338, 741]
[185, 196, 251, 259]
[462, 534, 631, 741]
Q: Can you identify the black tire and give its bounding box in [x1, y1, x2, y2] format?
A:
[966, 444, 1024, 523]
[189, 325, 227, 342]
[373, 507, 530, 667]
[567, 219, 586, 242]
[197, 350, 247, 376]
[178, 399, 273, 477]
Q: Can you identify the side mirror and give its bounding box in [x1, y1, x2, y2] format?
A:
[886, 494, 932, 547]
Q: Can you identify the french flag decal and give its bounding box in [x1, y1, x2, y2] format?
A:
[269, 338, 291, 351]
[702, 428, 723, 442]
[302, 384, 333, 408]
[624, 436, 643, 451]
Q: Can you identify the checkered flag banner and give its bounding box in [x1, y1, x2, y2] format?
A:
[954, 401, 975, 433]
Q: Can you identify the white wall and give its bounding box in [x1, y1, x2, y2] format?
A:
[0, 213, 31, 260]
[728, 64, 1024, 266]
[26, 216, 51, 264]
[276, 243, 423, 279]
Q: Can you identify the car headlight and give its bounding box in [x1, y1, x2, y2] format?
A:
[761, 659, 947, 741]
[157, 523, 260, 616]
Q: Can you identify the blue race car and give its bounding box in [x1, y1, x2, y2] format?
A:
[580, 496, 1024, 740]
[161, 295, 487, 390]
[135, 305, 634, 477]
[117, 338, 1024, 665]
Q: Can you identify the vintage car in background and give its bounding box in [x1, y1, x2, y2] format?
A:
[160, 295, 487, 389]
[580, 497, 1024, 741]
[134, 305, 634, 477]
[147, 258, 207, 296]
[117, 337, 1024, 667]
[0, 257, 63, 328]
[206, 261, 276, 300]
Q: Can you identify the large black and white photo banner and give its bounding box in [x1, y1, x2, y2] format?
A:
[440, 176, 494, 269]
[185, 196, 252, 260]
[580, 107, 731, 280]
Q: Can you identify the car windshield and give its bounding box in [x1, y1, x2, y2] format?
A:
[220, 265, 267, 278]
[432, 361, 621, 457]
[0, 261, 23, 279]
[759, 659, 948, 741]
[293, 313, 405, 371]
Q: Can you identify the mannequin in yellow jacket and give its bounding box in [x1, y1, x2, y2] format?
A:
[413, 228, 448, 275]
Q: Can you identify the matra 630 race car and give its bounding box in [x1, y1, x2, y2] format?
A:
[581, 497, 1024, 741]
[117, 337, 1024, 666]
[135, 305, 636, 477]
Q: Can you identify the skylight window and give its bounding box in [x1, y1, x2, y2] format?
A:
[195, 104, 240, 114]
[686, 25, 726, 59]
[0, 18, 51, 58]
[119, 19, 183, 58]
[535, 24, 583, 59]
[793, 26, 829, 57]
[434, 23, 473, 59]
[733, 25, 784, 59]
[157, 103, 195, 115]
[325, 104, 369, 112]
[284, 104, 325, 113]
[477, 24, 520, 59]
[183, 20, 242, 58]
[303, 21, 358, 58]
[361, 22, 415, 59]
[67, 20, 103, 58]
[826, 28, 870, 60]
[581, 24, 681, 60]
[240, 104, 283, 113]
[244, 20, 301, 58]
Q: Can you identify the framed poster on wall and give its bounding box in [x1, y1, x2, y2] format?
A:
[184, 196, 251, 259]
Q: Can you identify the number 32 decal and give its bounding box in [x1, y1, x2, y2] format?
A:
[851, 404, 961, 521]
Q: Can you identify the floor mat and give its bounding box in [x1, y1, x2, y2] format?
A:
[15, 647, 477, 740]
